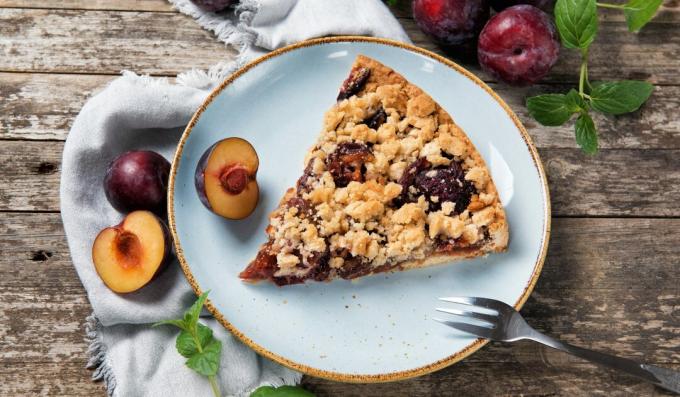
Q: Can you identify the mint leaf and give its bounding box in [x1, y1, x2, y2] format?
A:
[176, 330, 198, 358]
[186, 291, 210, 328]
[590, 80, 654, 115]
[186, 339, 222, 377]
[526, 89, 584, 126]
[575, 113, 598, 154]
[152, 319, 188, 331]
[624, 0, 663, 32]
[251, 385, 316, 397]
[176, 325, 213, 358]
[555, 0, 598, 49]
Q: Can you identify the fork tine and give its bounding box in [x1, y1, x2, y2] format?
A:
[435, 307, 498, 325]
[439, 296, 504, 311]
[433, 318, 494, 339]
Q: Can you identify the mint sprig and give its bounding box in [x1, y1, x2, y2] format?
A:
[154, 292, 223, 397]
[527, 0, 660, 154]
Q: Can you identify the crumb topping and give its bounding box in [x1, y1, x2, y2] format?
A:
[247, 59, 507, 282]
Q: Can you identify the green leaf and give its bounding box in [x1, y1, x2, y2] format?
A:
[590, 80, 654, 115]
[176, 330, 198, 358]
[185, 291, 210, 329]
[526, 89, 584, 126]
[186, 339, 222, 377]
[176, 325, 213, 358]
[575, 113, 599, 154]
[624, 0, 663, 32]
[250, 385, 316, 397]
[555, 0, 598, 49]
[152, 319, 188, 331]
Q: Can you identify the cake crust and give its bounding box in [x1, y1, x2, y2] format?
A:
[240, 55, 508, 285]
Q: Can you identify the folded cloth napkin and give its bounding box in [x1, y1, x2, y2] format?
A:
[60, 1, 409, 396]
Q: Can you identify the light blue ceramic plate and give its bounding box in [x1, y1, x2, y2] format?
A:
[169, 37, 550, 382]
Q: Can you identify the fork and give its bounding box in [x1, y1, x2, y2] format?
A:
[435, 296, 680, 394]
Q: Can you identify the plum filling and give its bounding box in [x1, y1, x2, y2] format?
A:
[364, 107, 388, 130]
[114, 231, 142, 269]
[219, 165, 249, 195]
[337, 67, 371, 101]
[327, 142, 374, 187]
[396, 158, 475, 213]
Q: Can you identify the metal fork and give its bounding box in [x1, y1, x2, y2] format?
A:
[435, 296, 680, 394]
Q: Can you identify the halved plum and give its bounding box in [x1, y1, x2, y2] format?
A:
[92, 210, 171, 293]
[195, 137, 259, 220]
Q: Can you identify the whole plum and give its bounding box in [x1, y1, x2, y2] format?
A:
[104, 151, 171, 215]
[489, 0, 554, 12]
[478, 5, 560, 85]
[190, 0, 233, 12]
[413, 0, 490, 49]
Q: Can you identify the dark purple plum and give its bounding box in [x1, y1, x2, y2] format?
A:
[190, 0, 233, 12]
[194, 137, 259, 220]
[412, 0, 490, 49]
[104, 151, 171, 215]
[478, 5, 560, 85]
[489, 0, 554, 12]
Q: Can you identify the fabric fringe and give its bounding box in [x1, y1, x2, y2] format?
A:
[86, 314, 117, 396]
[169, 0, 261, 89]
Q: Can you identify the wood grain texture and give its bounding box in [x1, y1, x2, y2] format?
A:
[0, 8, 236, 76]
[0, 7, 678, 84]
[1, 213, 677, 395]
[0, 0, 174, 12]
[2, 73, 679, 150]
[3, 141, 680, 216]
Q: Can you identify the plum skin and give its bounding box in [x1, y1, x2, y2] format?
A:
[190, 0, 233, 12]
[104, 151, 171, 215]
[489, 0, 554, 12]
[478, 5, 560, 85]
[413, 0, 490, 49]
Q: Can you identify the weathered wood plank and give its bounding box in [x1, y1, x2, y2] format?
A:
[542, 148, 680, 217]
[2, 213, 678, 293]
[0, 0, 173, 12]
[0, 73, 114, 140]
[0, 141, 62, 211]
[1, 8, 679, 84]
[2, 73, 679, 150]
[303, 362, 680, 396]
[0, 8, 236, 76]
[3, 141, 680, 216]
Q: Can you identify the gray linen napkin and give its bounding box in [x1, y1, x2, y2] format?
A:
[60, 1, 409, 396]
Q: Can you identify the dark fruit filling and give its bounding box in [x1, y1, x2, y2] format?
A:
[364, 107, 388, 130]
[337, 67, 371, 101]
[239, 241, 278, 281]
[296, 160, 314, 192]
[327, 142, 374, 187]
[397, 158, 475, 213]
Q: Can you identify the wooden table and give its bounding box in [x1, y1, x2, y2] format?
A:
[0, 1, 678, 395]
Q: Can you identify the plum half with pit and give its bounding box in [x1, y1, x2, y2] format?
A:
[478, 5, 560, 85]
[92, 210, 171, 293]
[104, 151, 171, 215]
[195, 137, 259, 220]
[413, 0, 490, 50]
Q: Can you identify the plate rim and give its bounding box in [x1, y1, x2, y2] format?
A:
[168, 36, 552, 383]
